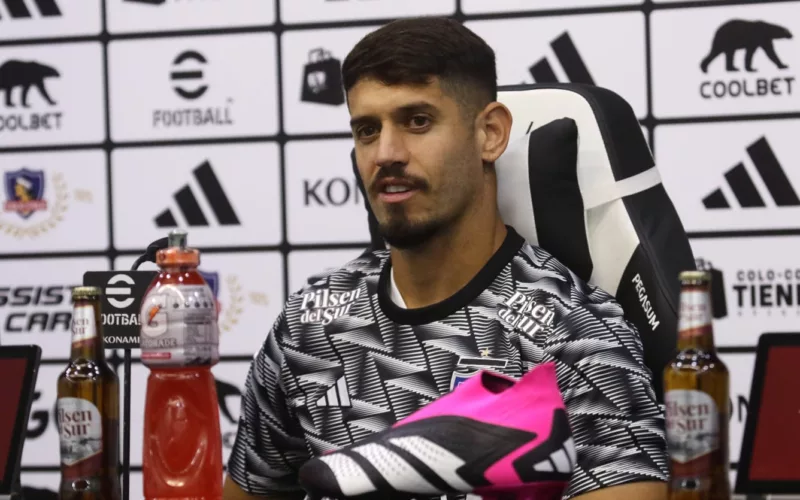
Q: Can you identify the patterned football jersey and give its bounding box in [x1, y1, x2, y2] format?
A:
[227, 227, 669, 499]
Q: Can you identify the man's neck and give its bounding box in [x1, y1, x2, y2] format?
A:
[389, 217, 508, 309]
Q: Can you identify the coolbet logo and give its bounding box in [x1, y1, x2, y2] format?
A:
[152, 49, 234, 129]
[528, 32, 594, 85]
[498, 291, 556, 338]
[699, 19, 794, 100]
[299, 287, 361, 326]
[0, 59, 63, 133]
[0, 168, 88, 239]
[0, 284, 74, 333]
[702, 136, 798, 211]
[303, 177, 362, 207]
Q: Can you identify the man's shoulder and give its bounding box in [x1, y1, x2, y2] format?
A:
[512, 239, 619, 310]
[283, 247, 388, 313]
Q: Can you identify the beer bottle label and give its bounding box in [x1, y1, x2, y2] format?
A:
[665, 389, 719, 476]
[678, 290, 712, 338]
[139, 284, 219, 367]
[57, 397, 103, 475]
[71, 305, 96, 345]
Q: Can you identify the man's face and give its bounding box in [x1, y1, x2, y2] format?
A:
[348, 77, 484, 249]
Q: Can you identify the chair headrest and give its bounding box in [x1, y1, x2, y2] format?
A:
[351, 83, 696, 401]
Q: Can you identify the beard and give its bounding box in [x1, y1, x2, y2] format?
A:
[377, 209, 446, 250]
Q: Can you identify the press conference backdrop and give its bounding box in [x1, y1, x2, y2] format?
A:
[1, 0, 798, 496]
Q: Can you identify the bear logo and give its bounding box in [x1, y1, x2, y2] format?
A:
[700, 19, 793, 73]
[0, 59, 60, 107]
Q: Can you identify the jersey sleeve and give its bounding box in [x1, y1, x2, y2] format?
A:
[227, 308, 310, 496]
[548, 286, 669, 499]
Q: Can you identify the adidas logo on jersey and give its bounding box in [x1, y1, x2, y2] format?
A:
[498, 291, 556, 339]
[316, 376, 351, 408]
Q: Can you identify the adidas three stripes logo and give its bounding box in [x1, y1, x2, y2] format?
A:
[529, 32, 595, 85]
[154, 161, 241, 228]
[0, 0, 60, 19]
[703, 136, 799, 210]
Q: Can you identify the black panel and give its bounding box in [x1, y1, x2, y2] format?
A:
[526, 118, 593, 282]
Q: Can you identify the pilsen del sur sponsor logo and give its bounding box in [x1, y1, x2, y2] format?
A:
[498, 291, 556, 338]
[299, 287, 362, 326]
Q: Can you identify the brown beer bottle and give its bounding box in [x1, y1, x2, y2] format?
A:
[57, 286, 121, 500]
[664, 271, 731, 500]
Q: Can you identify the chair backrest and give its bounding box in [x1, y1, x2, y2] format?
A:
[350, 83, 696, 402]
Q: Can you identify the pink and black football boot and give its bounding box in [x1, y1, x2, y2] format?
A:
[298, 362, 576, 500]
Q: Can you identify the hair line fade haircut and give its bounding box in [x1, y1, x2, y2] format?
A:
[341, 17, 498, 118]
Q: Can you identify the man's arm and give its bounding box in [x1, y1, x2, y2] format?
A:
[543, 283, 670, 500]
[223, 474, 306, 500]
[224, 308, 310, 499]
[572, 481, 667, 500]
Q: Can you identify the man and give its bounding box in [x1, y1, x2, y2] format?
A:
[224, 17, 668, 500]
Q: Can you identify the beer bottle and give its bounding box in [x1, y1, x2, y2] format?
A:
[664, 271, 731, 500]
[57, 286, 121, 500]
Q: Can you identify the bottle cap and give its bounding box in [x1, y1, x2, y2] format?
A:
[168, 229, 188, 249]
[72, 286, 102, 301]
[679, 270, 712, 284]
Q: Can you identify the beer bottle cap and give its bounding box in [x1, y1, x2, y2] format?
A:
[679, 270, 712, 284]
[72, 286, 102, 300]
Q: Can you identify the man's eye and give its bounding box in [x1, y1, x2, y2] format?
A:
[357, 126, 377, 138]
[410, 116, 430, 128]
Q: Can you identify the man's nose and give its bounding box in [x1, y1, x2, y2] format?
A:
[375, 126, 409, 169]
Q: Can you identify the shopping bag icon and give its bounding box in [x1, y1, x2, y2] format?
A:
[301, 48, 345, 106]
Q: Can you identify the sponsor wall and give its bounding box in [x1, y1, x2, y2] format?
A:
[0, 0, 797, 494]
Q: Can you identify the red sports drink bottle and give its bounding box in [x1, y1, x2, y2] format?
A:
[139, 229, 223, 500]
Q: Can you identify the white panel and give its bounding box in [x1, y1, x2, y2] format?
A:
[111, 142, 282, 251]
[0, 42, 105, 147]
[0, 256, 110, 360]
[466, 12, 648, 119]
[657, 120, 800, 235]
[690, 237, 800, 347]
[0, 150, 108, 253]
[109, 33, 279, 142]
[652, 3, 800, 118]
[286, 138, 371, 244]
[107, 0, 276, 34]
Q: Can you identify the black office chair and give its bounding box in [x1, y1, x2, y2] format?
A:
[350, 83, 696, 403]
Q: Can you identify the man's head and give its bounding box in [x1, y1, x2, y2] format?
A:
[343, 17, 512, 250]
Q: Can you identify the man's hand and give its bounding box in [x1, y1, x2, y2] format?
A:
[223, 475, 263, 500]
[223, 475, 306, 500]
[571, 481, 667, 500]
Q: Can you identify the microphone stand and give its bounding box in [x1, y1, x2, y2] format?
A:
[123, 237, 168, 500]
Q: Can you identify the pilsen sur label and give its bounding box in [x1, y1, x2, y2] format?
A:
[498, 291, 555, 337]
[299, 287, 362, 326]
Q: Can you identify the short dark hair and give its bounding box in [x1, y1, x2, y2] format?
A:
[342, 17, 497, 116]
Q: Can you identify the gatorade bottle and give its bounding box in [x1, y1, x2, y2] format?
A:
[140, 229, 223, 500]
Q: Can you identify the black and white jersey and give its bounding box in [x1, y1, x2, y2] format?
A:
[227, 227, 668, 499]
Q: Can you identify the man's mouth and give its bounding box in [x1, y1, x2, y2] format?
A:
[375, 178, 420, 204]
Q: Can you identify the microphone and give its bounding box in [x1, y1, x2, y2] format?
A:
[131, 237, 169, 271]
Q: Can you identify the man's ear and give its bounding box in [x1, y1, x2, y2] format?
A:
[478, 102, 513, 164]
